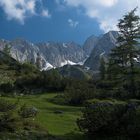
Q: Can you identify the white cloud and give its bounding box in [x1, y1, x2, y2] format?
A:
[41, 9, 51, 18]
[0, 0, 51, 23]
[26, 0, 36, 14]
[0, 0, 36, 23]
[64, 0, 118, 7]
[55, 0, 66, 12]
[68, 19, 79, 28]
[63, 0, 140, 32]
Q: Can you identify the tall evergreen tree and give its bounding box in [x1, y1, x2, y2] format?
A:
[36, 53, 42, 69]
[108, 8, 140, 95]
[100, 57, 106, 80]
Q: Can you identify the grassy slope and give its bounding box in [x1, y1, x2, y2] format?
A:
[3, 93, 86, 139]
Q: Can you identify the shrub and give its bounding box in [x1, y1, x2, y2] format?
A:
[18, 104, 38, 118]
[77, 99, 140, 138]
[0, 99, 19, 132]
[0, 82, 14, 93]
[0, 98, 43, 135]
[15, 70, 67, 93]
[64, 80, 95, 105]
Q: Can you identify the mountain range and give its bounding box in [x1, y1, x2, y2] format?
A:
[0, 31, 119, 71]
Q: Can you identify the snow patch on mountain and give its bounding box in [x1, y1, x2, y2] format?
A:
[60, 60, 77, 67]
[100, 51, 105, 57]
[77, 58, 88, 65]
[134, 57, 140, 63]
[41, 61, 54, 71]
[63, 43, 67, 48]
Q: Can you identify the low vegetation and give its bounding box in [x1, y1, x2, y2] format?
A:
[77, 99, 140, 139]
[0, 94, 84, 140]
[0, 97, 48, 139]
[0, 8, 139, 140]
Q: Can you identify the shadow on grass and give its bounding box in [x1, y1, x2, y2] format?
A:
[52, 133, 133, 140]
[54, 132, 89, 140]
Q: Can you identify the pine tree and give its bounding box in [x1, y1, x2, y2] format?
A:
[36, 53, 42, 69]
[108, 8, 140, 96]
[100, 57, 106, 80]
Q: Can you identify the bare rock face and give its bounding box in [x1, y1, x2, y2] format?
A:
[0, 39, 86, 70]
[83, 35, 100, 57]
[84, 31, 119, 71]
[36, 42, 86, 67]
[9, 39, 40, 63]
[0, 31, 120, 71]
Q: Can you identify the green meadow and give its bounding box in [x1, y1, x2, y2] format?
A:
[1, 93, 87, 140]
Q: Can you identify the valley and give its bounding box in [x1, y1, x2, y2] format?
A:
[0, 4, 139, 140]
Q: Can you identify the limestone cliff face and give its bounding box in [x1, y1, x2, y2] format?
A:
[36, 42, 86, 67]
[0, 39, 86, 70]
[84, 31, 119, 71]
[0, 31, 120, 71]
[83, 35, 100, 56]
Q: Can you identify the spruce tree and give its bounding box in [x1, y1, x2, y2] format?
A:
[108, 8, 140, 96]
[36, 53, 42, 69]
[100, 57, 106, 80]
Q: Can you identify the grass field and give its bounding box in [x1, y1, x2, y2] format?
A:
[2, 93, 87, 140]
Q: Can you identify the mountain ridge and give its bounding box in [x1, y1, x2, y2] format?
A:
[0, 31, 119, 71]
[84, 31, 119, 71]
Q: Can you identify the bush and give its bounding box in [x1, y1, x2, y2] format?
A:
[15, 70, 67, 93]
[0, 99, 19, 132]
[77, 99, 140, 138]
[0, 82, 14, 93]
[64, 80, 95, 105]
[18, 104, 38, 118]
[15, 62, 38, 76]
[0, 98, 46, 137]
[39, 70, 66, 92]
[15, 75, 38, 93]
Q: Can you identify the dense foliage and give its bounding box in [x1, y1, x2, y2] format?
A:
[15, 69, 67, 93]
[105, 8, 140, 98]
[77, 99, 140, 139]
[64, 80, 95, 105]
[77, 8, 140, 139]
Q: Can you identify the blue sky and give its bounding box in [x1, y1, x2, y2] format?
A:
[0, 0, 139, 44]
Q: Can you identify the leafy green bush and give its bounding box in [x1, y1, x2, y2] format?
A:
[15, 74, 38, 93]
[18, 104, 38, 118]
[15, 69, 67, 93]
[0, 98, 48, 138]
[64, 80, 95, 105]
[0, 82, 14, 93]
[0, 99, 20, 132]
[19, 63, 38, 75]
[77, 99, 140, 138]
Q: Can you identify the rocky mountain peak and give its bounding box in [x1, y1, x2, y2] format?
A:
[83, 35, 100, 56]
[84, 31, 119, 71]
[0, 31, 119, 71]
